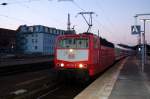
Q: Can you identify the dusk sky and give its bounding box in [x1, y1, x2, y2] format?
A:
[0, 0, 150, 45]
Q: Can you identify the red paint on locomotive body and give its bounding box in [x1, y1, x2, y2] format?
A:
[54, 33, 115, 78]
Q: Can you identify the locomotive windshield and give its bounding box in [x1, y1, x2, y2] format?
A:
[58, 38, 89, 48]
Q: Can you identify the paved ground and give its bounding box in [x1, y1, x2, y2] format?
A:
[109, 56, 150, 99]
[75, 57, 127, 99]
[75, 56, 150, 99]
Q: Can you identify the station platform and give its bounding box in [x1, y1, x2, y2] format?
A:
[75, 56, 150, 99]
[0, 56, 53, 67]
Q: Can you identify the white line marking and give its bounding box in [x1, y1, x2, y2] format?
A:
[11, 89, 27, 95]
[16, 76, 46, 86]
[74, 58, 127, 99]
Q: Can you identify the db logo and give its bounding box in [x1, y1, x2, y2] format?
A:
[68, 54, 75, 59]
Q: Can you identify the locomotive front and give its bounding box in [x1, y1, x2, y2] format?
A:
[55, 35, 89, 69]
[54, 35, 91, 79]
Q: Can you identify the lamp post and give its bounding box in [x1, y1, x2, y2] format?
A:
[140, 19, 150, 67]
[134, 13, 150, 72]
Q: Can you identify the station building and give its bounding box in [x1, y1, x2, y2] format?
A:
[16, 25, 67, 55]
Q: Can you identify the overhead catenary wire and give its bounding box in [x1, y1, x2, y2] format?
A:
[71, 1, 115, 34]
[0, 0, 41, 5]
[0, 0, 65, 29]
[0, 14, 33, 24]
[94, 0, 117, 33]
[70, 0, 119, 43]
[0, 0, 117, 38]
[19, 0, 67, 26]
[95, 0, 129, 44]
[72, 1, 86, 12]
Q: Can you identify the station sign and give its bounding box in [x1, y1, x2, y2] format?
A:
[131, 25, 141, 35]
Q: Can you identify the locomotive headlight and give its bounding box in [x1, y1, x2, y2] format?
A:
[60, 63, 64, 67]
[79, 64, 83, 68]
[78, 63, 87, 68]
[69, 49, 73, 53]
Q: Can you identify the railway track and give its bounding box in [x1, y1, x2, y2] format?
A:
[0, 58, 126, 99]
[36, 80, 91, 99]
[0, 69, 57, 98]
[11, 80, 63, 99]
[36, 82, 65, 99]
[0, 66, 91, 99]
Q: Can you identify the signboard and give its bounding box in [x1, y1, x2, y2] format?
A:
[131, 25, 141, 35]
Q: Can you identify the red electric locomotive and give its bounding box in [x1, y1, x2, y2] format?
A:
[54, 32, 115, 80]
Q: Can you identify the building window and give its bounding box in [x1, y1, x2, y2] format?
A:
[35, 39, 38, 43]
[35, 46, 38, 50]
[49, 28, 51, 33]
[56, 30, 58, 34]
[29, 26, 34, 32]
[32, 39, 34, 43]
[20, 26, 27, 32]
[45, 27, 48, 33]
[53, 29, 56, 34]
[35, 26, 39, 32]
[39, 26, 44, 32]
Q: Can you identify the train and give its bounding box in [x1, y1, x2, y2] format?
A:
[54, 32, 129, 81]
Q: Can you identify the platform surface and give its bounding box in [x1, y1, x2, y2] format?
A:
[75, 56, 150, 99]
[0, 56, 53, 67]
[109, 56, 150, 99]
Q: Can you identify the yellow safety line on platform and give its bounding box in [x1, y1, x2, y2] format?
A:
[74, 58, 128, 99]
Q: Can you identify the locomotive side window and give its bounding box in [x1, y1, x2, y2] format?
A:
[58, 38, 89, 48]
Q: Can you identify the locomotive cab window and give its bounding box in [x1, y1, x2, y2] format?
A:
[58, 38, 89, 48]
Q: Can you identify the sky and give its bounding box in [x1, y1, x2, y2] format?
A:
[0, 0, 150, 46]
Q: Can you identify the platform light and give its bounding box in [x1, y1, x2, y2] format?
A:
[138, 47, 141, 51]
[140, 19, 150, 22]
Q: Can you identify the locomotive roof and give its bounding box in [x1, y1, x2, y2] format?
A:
[81, 32, 114, 48]
[100, 37, 114, 48]
[58, 32, 114, 48]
